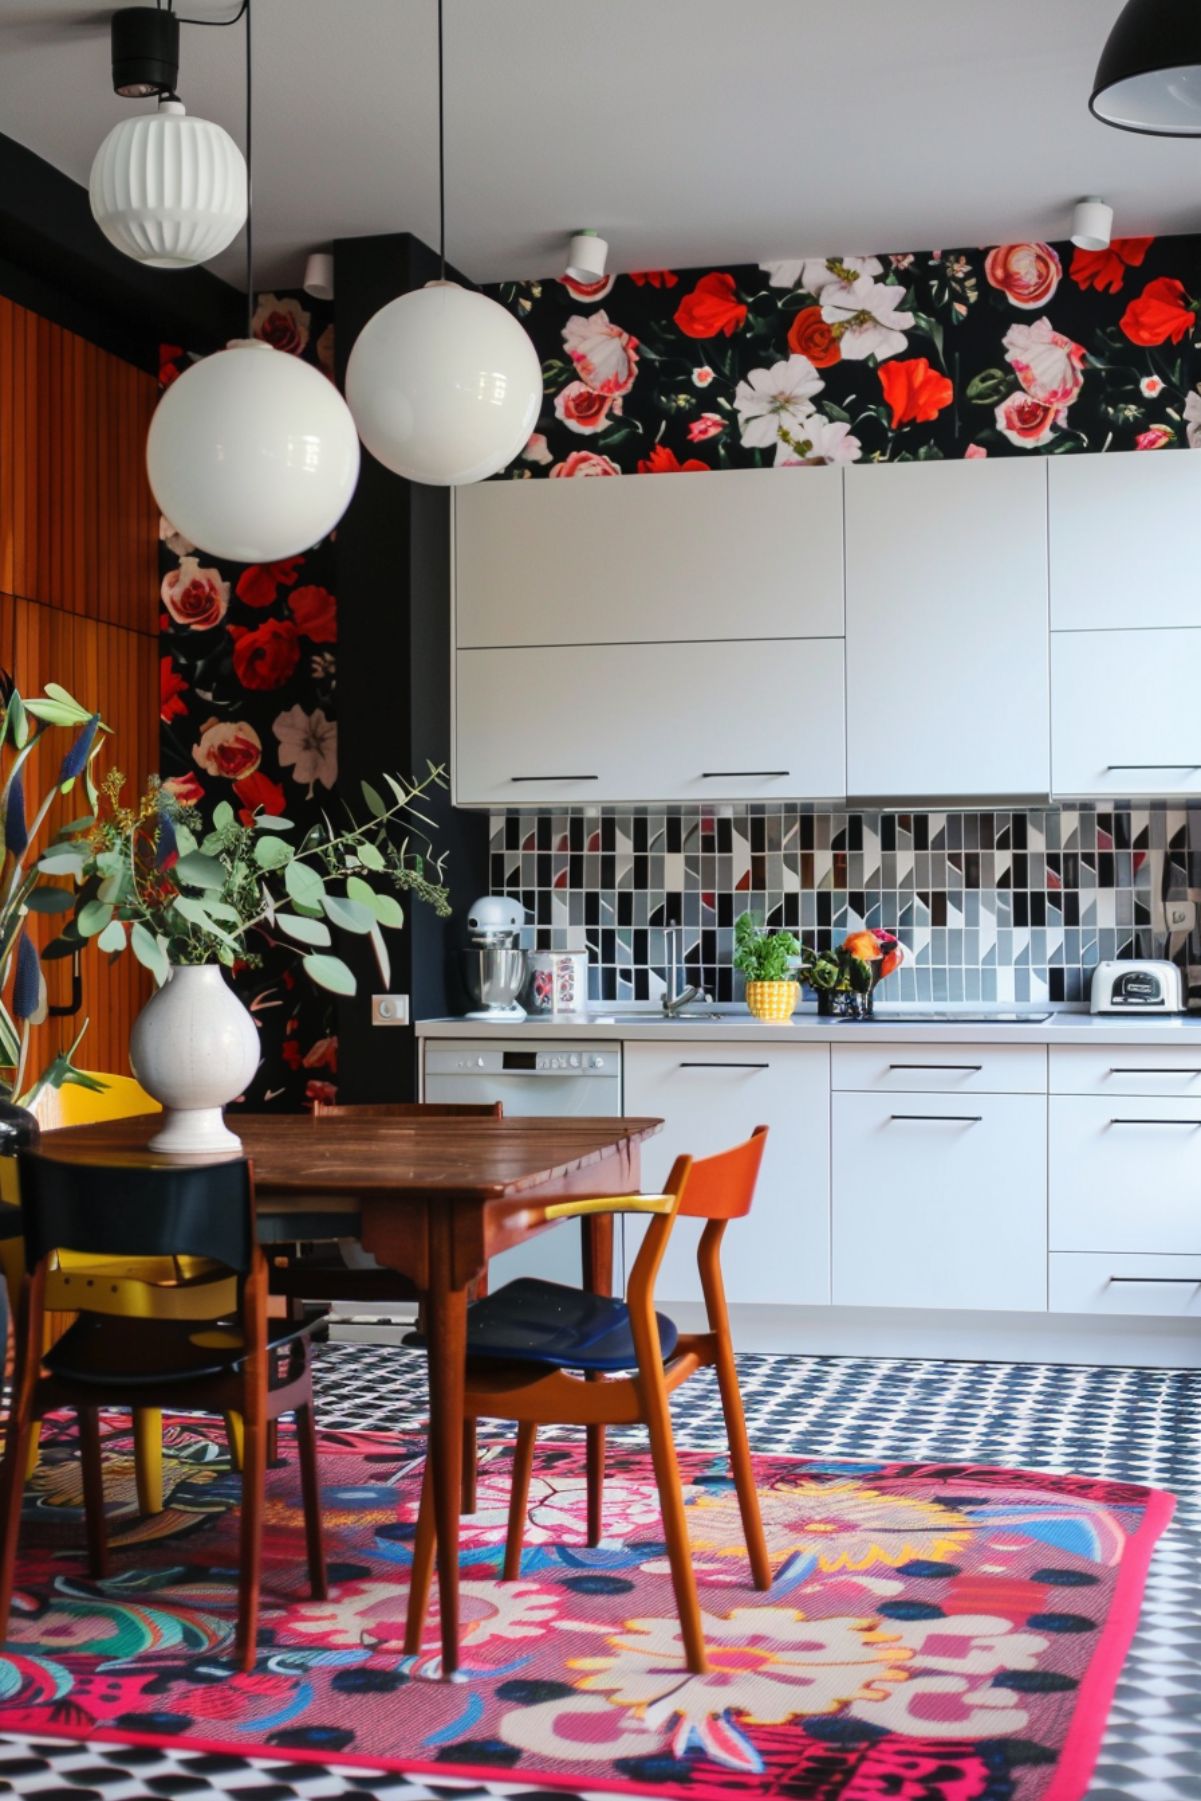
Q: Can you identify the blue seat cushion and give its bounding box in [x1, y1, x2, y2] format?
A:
[409, 1278, 679, 1373]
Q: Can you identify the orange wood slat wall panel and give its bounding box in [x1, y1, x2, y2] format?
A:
[0, 298, 158, 1082]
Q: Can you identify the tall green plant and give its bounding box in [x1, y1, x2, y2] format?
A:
[732, 912, 803, 982]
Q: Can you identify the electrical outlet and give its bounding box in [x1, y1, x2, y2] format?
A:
[371, 993, 410, 1026]
[1166, 900, 1197, 934]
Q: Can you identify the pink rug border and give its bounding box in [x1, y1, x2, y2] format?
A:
[2, 1435, 1179, 1801]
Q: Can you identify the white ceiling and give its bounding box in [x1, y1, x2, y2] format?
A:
[2, 0, 1201, 293]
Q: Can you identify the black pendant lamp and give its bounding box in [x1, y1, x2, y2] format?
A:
[1091, 0, 1201, 134]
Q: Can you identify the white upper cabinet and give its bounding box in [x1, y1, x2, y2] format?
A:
[454, 638, 846, 806]
[1049, 453, 1201, 631]
[1051, 628, 1201, 797]
[454, 466, 845, 648]
[844, 460, 1051, 800]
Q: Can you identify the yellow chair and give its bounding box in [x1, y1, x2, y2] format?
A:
[0, 1072, 238, 1512]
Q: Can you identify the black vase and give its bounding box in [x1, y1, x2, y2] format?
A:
[816, 988, 875, 1020]
[0, 1097, 39, 1155]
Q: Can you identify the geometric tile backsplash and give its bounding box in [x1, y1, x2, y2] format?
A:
[489, 805, 1200, 1006]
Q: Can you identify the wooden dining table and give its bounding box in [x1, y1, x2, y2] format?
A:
[35, 1110, 662, 1672]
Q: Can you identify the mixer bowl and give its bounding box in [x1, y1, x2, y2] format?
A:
[461, 945, 528, 1012]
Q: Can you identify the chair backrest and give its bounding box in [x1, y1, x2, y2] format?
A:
[677, 1125, 769, 1219]
[18, 1152, 255, 1274]
[34, 1071, 160, 1131]
[311, 1099, 502, 1118]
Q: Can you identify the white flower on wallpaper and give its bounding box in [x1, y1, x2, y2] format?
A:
[274, 702, 337, 795]
[734, 355, 824, 449]
[819, 273, 915, 362]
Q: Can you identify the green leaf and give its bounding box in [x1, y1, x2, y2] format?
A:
[254, 835, 293, 870]
[369, 920, 391, 989]
[212, 801, 235, 830]
[37, 850, 85, 879]
[346, 875, 376, 908]
[276, 912, 333, 947]
[97, 918, 126, 954]
[97, 874, 128, 905]
[253, 815, 293, 830]
[204, 899, 242, 923]
[0, 1000, 20, 1070]
[172, 896, 242, 952]
[302, 953, 357, 996]
[361, 780, 387, 819]
[285, 859, 325, 910]
[322, 893, 374, 935]
[174, 823, 198, 858]
[23, 700, 82, 728]
[77, 900, 114, 937]
[175, 851, 227, 890]
[357, 841, 386, 872]
[347, 875, 404, 930]
[130, 922, 169, 985]
[27, 886, 75, 914]
[5, 690, 28, 750]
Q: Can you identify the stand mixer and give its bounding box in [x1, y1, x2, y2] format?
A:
[461, 895, 528, 1021]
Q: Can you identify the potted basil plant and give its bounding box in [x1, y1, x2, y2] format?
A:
[733, 912, 803, 1023]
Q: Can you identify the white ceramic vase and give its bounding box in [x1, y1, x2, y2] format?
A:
[129, 964, 261, 1155]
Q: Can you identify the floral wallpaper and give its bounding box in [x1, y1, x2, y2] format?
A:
[158, 293, 341, 1110]
[490, 234, 1201, 474]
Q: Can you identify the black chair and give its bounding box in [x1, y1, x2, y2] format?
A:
[0, 1152, 329, 1670]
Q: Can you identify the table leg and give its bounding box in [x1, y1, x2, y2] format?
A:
[425, 1216, 468, 1674]
[582, 1214, 615, 1548]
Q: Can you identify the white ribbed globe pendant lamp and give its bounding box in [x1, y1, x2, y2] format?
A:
[345, 0, 542, 486]
[144, 0, 360, 560]
[90, 98, 247, 270]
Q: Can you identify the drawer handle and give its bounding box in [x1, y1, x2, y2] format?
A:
[679, 1061, 769, 1071]
[1108, 1067, 1201, 1075]
[1109, 1117, 1201, 1126]
[1106, 1276, 1201, 1285]
[890, 1113, 982, 1123]
[889, 1063, 983, 1072]
[1105, 762, 1201, 770]
[510, 774, 599, 783]
[701, 770, 791, 779]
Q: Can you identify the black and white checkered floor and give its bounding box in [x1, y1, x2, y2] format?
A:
[2, 1344, 1198, 1801]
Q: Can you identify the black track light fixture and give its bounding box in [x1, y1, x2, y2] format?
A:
[1091, 0, 1201, 135]
[111, 6, 180, 99]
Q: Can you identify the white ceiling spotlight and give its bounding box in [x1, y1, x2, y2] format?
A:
[89, 7, 247, 270]
[1071, 197, 1114, 251]
[303, 250, 335, 302]
[345, 0, 543, 487]
[145, 0, 360, 562]
[566, 230, 609, 283]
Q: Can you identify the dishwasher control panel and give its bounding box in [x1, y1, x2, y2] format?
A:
[426, 1044, 615, 1077]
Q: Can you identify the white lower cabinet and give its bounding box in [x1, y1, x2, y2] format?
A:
[832, 1091, 1047, 1312]
[1049, 1253, 1201, 1317]
[1050, 1095, 1201, 1254]
[622, 1042, 830, 1309]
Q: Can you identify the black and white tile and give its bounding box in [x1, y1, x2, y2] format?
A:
[490, 804, 1200, 1006]
[2, 1346, 1198, 1801]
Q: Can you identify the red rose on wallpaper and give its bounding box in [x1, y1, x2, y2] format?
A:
[553, 381, 621, 435]
[673, 272, 748, 339]
[562, 312, 640, 395]
[161, 557, 229, 631]
[160, 657, 188, 724]
[229, 618, 302, 691]
[878, 356, 954, 427]
[636, 445, 710, 474]
[193, 717, 263, 779]
[303, 1035, 338, 1071]
[1136, 423, 1175, 449]
[787, 305, 841, 367]
[994, 392, 1060, 448]
[288, 584, 338, 643]
[630, 270, 679, 288]
[236, 558, 304, 608]
[233, 769, 287, 824]
[158, 343, 184, 388]
[251, 293, 310, 356]
[687, 413, 726, 442]
[305, 1079, 337, 1106]
[1120, 276, 1197, 346]
[162, 771, 205, 806]
[983, 242, 1062, 309]
[1070, 236, 1153, 294]
[549, 450, 621, 477]
[281, 1038, 303, 1070]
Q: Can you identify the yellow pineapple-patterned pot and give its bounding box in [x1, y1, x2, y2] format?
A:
[745, 980, 800, 1023]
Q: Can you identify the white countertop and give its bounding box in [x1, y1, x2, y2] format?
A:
[416, 1006, 1201, 1046]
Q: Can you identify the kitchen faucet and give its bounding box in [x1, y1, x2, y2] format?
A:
[662, 924, 708, 1017]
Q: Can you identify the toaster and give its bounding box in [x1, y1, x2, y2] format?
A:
[1090, 959, 1186, 1014]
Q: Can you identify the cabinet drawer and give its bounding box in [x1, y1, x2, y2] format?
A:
[832, 1043, 1046, 1094]
[1051, 1044, 1201, 1096]
[1050, 1095, 1201, 1253]
[1050, 1252, 1201, 1317]
[832, 1091, 1047, 1312]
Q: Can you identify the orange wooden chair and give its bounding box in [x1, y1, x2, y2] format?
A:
[404, 1127, 772, 1674]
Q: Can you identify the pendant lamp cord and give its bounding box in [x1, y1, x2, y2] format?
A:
[437, 0, 446, 280]
[244, 0, 254, 336]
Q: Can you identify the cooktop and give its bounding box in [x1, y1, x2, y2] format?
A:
[856, 1010, 1052, 1024]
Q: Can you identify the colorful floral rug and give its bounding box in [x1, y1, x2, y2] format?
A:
[0, 1413, 1174, 1800]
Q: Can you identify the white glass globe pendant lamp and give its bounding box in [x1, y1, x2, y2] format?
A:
[144, 0, 360, 562]
[345, 0, 543, 486]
